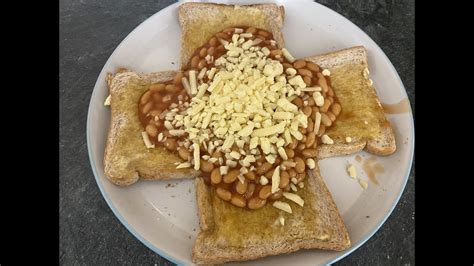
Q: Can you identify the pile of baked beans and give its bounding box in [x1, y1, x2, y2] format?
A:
[138, 27, 341, 210]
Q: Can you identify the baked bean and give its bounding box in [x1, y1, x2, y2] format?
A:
[216, 187, 232, 201]
[258, 30, 270, 38]
[264, 168, 275, 179]
[140, 91, 152, 104]
[300, 127, 307, 135]
[257, 162, 273, 175]
[292, 97, 303, 108]
[297, 143, 306, 150]
[303, 76, 312, 87]
[235, 179, 248, 194]
[294, 157, 305, 173]
[164, 138, 177, 151]
[199, 47, 207, 57]
[284, 148, 295, 158]
[198, 59, 207, 69]
[163, 130, 173, 138]
[244, 183, 256, 199]
[307, 118, 314, 133]
[280, 171, 290, 188]
[298, 68, 313, 77]
[328, 86, 335, 97]
[327, 97, 334, 104]
[284, 186, 291, 192]
[248, 197, 266, 209]
[327, 111, 336, 122]
[293, 60, 306, 69]
[282, 62, 293, 69]
[321, 113, 332, 127]
[331, 103, 341, 116]
[301, 135, 307, 143]
[317, 73, 329, 93]
[306, 132, 316, 147]
[256, 34, 266, 40]
[320, 99, 332, 113]
[209, 37, 218, 46]
[191, 56, 200, 68]
[153, 93, 163, 103]
[306, 62, 320, 72]
[142, 102, 153, 114]
[165, 84, 180, 93]
[311, 107, 320, 118]
[289, 169, 297, 178]
[207, 46, 216, 55]
[288, 138, 299, 150]
[200, 160, 214, 173]
[307, 97, 315, 106]
[258, 185, 273, 199]
[317, 124, 326, 137]
[178, 148, 190, 161]
[244, 171, 256, 181]
[216, 45, 225, 53]
[218, 182, 232, 191]
[230, 194, 246, 208]
[270, 49, 282, 57]
[153, 120, 163, 128]
[223, 169, 240, 183]
[303, 106, 312, 117]
[145, 124, 158, 138]
[211, 150, 222, 159]
[173, 72, 184, 85]
[269, 189, 283, 200]
[150, 83, 165, 92]
[246, 27, 257, 34]
[210, 168, 222, 185]
[302, 149, 317, 158]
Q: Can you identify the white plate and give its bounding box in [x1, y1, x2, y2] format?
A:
[87, 0, 414, 264]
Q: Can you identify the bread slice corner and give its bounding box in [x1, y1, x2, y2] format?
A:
[178, 2, 285, 69]
[304, 46, 396, 159]
[192, 164, 350, 264]
[103, 70, 200, 186]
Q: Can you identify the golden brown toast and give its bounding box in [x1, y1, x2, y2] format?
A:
[103, 70, 199, 186]
[178, 2, 285, 69]
[192, 163, 350, 264]
[304, 46, 396, 159]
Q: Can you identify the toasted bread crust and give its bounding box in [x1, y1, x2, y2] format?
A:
[103, 71, 200, 186]
[192, 164, 350, 264]
[178, 2, 285, 69]
[305, 46, 396, 158]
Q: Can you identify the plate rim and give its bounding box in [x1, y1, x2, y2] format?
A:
[86, 1, 414, 265]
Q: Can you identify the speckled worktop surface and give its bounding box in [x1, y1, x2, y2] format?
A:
[60, 0, 414, 264]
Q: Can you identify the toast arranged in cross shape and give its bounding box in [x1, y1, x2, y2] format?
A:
[101, 2, 397, 264]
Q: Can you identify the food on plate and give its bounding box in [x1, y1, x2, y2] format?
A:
[104, 70, 199, 186]
[304, 47, 396, 158]
[193, 163, 350, 264]
[178, 2, 285, 68]
[101, 2, 397, 263]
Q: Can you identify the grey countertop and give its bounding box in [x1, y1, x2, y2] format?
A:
[60, 0, 414, 265]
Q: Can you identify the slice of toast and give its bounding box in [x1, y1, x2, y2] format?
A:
[192, 163, 350, 264]
[103, 70, 199, 186]
[178, 2, 285, 69]
[305, 46, 396, 159]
